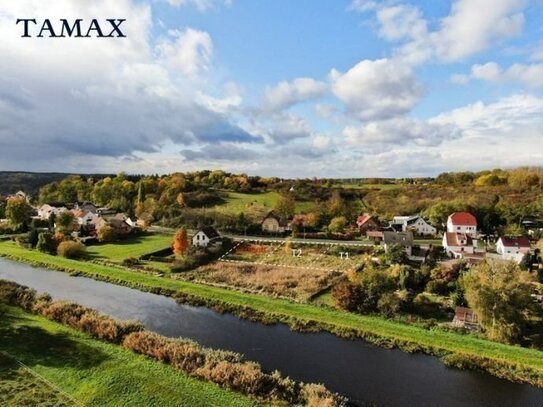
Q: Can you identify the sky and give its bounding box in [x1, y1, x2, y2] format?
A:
[0, 0, 542, 178]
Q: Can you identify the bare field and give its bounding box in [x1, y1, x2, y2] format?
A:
[221, 241, 368, 272]
[184, 261, 342, 301]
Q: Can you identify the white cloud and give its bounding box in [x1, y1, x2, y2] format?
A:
[0, 0, 259, 171]
[263, 77, 328, 112]
[375, 4, 427, 42]
[312, 135, 332, 150]
[453, 61, 543, 88]
[157, 28, 213, 76]
[353, 0, 527, 64]
[330, 58, 422, 120]
[343, 118, 459, 147]
[165, 0, 231, 11]
[434, 0, 525, 62]
[430, 94, 543, 137]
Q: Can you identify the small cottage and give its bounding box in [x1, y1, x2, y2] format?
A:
[356, 214, 381, 235]
[192, 226, 221, 247]
[261, 211, 290, 234]
[382, 231, 413, 256]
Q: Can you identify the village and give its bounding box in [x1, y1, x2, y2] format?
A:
[1, 184, 542, 335]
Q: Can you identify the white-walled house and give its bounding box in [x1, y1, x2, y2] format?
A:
[37, 204, 68, 220]
[391, 215, 436, 236]
[192, 226, 220, 247]
[496, 236, 531, 263]
[443, 232, 476, 258]
[446, 212, 477, 238]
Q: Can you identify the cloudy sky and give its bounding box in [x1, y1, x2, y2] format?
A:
[0, 0, 542, 177]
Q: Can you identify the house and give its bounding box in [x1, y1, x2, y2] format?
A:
[112, 213, 136, 228]
[9, 191, 30, 203]
[108, 218, 133, 236]
[442, 232, 476, 258]
[261, 211, 290, 234]
[382, 231, 413, 256]
[192, 226, 220, 247]
[356, 214, 381, 235]
[97, 207, 116, 216]
[446, 212, 477, 239]
[37, 203, 68, 220]
[392, 215, 436, 236]
[451, 307, 479, 330]
[74, 201, 97, 214]
[496, 236, 531, 263]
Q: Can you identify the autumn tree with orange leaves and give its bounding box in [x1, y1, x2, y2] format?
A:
[173, 228, 189, 256]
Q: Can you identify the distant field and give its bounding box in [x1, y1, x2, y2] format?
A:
[217, 191, 315, 214]
[86, 234, 172, 261]
[0, 305, 256, 407]
[335, 183, 401, 190]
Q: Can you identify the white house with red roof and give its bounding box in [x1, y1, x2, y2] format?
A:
[496, 236, 531, 263]
[446, 212, 477, 238]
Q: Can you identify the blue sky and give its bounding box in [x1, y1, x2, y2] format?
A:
[0, 0, 542, 177]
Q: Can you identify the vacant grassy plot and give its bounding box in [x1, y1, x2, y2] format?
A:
[216, 191, 315, 214]
[86, 234, 172, 262]
[0, 352, 73, 407]
[0, 305, 256, 407]
[225, 241, 367, 272]
[1, 241, 543, 387]
[185, 262, 341, 300]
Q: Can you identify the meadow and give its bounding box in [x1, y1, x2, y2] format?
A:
[216, 191, 315, 214]
[86, 234, 172, 262]
[0, 305, 257, 407]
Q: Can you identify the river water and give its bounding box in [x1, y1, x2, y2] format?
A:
[1, 258, 542, 406]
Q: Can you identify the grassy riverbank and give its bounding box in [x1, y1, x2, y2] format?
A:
[0, 305, 257, 406]
[1, 241, 543, 388]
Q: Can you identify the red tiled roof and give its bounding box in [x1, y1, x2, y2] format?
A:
[356, 214, 372, 226]
[449, 212, 477, 226]
[499, 236, 531, 248]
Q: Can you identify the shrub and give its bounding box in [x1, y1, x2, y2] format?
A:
[36, 232, 58, 255]
[377, 292, 402, 317]
[122, 256, 140, 267]
[57, 240, 86, 259]
[331, 282, 362, 312]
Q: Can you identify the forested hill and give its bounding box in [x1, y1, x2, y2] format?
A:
[0, 172, 113, 197]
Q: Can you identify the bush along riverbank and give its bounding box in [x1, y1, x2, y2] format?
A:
[1, 248, 542, 389]
[0, 279, 346, 406]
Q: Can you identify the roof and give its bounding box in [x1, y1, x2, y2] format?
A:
[444, 232, 474, 247]
[382, 231, 413, 247]
[198, 226, 220, 239]
[108, 218, 132, 229]
[498, 236, 531, 248]
[263, 211, 290, 227]
[357, 214, 375, 226]
[448, 212, 477, 226]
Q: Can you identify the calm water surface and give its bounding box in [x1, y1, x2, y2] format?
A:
[1, 258, 542, 406]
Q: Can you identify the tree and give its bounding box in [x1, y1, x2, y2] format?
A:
[462, 261, 541, 344]
[328, 191, 347, 218]
[173, 228, 189, 256]
[5, 197, 31, 230]
[274, 193, 295, 220]
[97, 224, 117, 243]
[36, 232, 58, 255]
[385, 244, 409, 265]
[328, 216, 347, 233]
[56, 211, 75, 233]
[331, 281, 362, 312]
[57, 241, 86, 259]
[358, 267, 396, 312]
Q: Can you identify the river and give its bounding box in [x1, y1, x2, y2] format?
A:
[1, 258, 542, 406]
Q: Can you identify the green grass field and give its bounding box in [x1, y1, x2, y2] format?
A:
[0, 352, 73, 407]
[86, 234, 172, 262]
[217, 191, 315, 214]
[0, 305, 256, 407]
[1, 241, 542, 387]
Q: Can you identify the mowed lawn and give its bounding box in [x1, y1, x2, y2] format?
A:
[217, 191, 315, 214]
[0, 305, 257, 407]
[86, 234, 172, 262]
